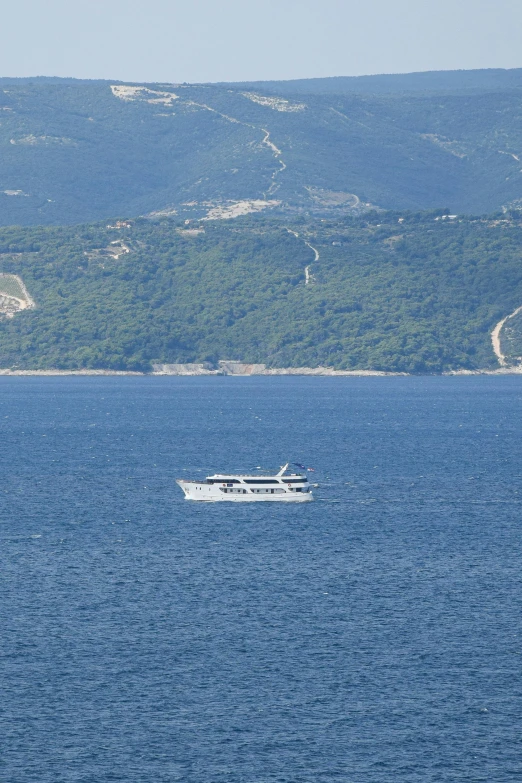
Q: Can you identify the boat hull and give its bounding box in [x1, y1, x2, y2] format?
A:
[181, 494, 313, 502]
[176, 480, 313, 502]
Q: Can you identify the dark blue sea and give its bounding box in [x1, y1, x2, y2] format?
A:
[1, 376, 521, 782]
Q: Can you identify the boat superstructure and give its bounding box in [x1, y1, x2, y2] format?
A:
[176, 463, 313, 502]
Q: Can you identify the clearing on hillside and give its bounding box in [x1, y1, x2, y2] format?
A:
[0, 274, 34, 318]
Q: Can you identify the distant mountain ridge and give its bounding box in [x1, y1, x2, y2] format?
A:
[5, 67, 522, 94]
[2, 69, 522, 225]
[226, 67, 522, 95]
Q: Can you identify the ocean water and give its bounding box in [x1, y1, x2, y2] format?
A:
[1, 376, 521, 783]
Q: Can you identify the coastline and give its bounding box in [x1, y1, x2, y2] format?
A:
[0, 369, 144, 376]
[0, 367, 405, 377]
[0, 364, 522, 377]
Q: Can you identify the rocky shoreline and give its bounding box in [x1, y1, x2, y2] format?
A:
[151, 362, 407, 377]
[0, 366, 404, 377]
[0, 369, 144, 376]
[0, 361, 521, 377]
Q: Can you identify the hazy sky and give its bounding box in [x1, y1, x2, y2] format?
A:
[3, 0, 522, 83]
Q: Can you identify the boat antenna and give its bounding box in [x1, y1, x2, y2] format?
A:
[277, 463, 289, 476]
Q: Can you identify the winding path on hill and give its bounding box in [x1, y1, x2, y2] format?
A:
[285, 229, 319, 285]
[260, 129, 286, 195]
[185, 100, 287, 196]
[491, 305, 522, 365]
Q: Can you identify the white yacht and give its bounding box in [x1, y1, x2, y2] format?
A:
[176, 463, 313, 502]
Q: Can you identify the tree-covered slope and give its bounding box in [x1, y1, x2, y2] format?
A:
[3, 74, 522, 225]
[0, 210, 521, 373]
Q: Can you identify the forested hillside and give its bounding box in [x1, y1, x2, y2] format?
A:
[3, 71, 522, 225]
[1, 210, 522, 373]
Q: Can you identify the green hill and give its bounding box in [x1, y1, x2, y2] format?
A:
[1, 210, 522, 373]
[3, 72, 522, 225]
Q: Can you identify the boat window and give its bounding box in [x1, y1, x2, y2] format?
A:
[244, 479, 280, 484]
[282, 478, 307, 483]
[217, 479, 241, 484]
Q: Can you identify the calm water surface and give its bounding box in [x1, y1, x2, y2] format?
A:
[1, 377, 521, 782]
